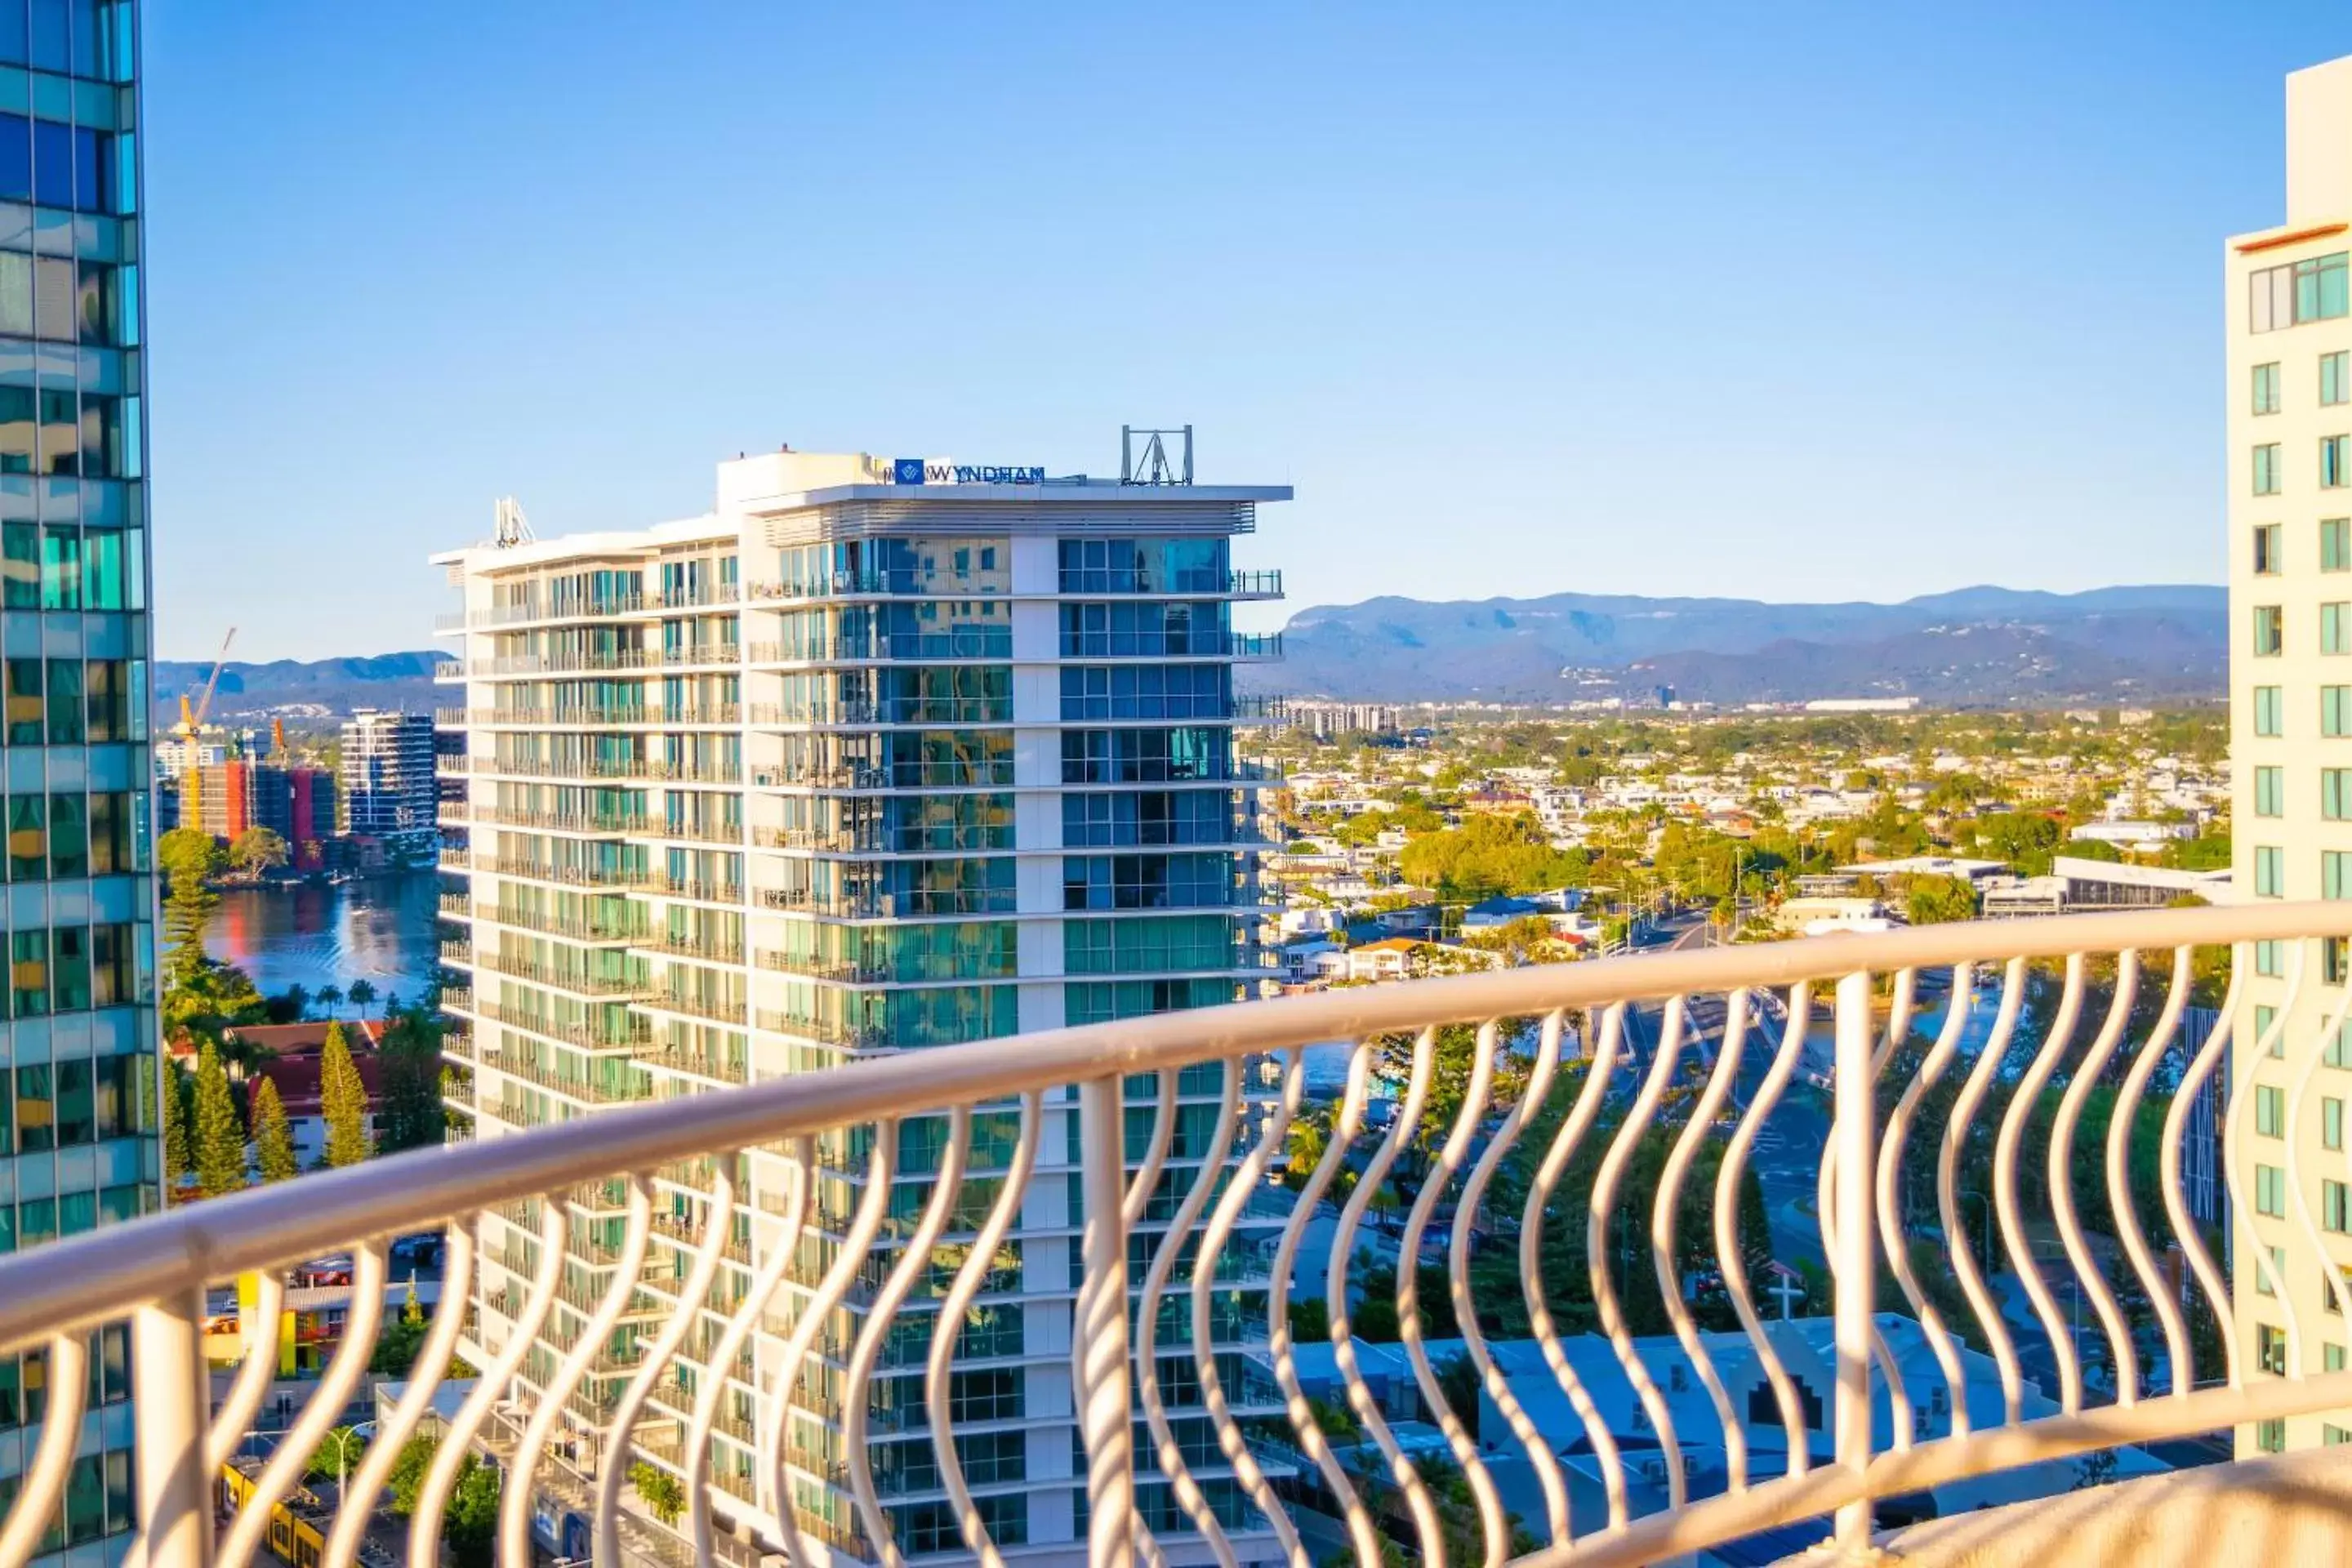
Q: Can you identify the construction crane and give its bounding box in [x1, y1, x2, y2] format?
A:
[176, 626, 237, 740]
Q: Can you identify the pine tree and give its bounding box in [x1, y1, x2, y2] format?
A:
[251, 1076, 299, 1183]
[375, 1010, 447, 1155]
[193, 1044, 247, 1197]
[320, 1021, 373, 1169]
[162, 1061, 192, 1199]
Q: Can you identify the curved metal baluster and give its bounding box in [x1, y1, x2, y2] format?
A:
[1136, 1057, 1244, 1566]
[928, 1092, 1042, 1567]
[414, 1203, 562, 1567]
[771, 1125, 895, 1566]
[223, 1241, 388, 1568]
[1664, 989, 1757, 1489]
[2163, 947, 2246, 1391]
[1124, 1067, 1178, 1227]
[1942, 956, 2030, 1423]
[1719, 980, 1815, 1477]
[1525, 1003, 1630, 1529]
[2224, 946, 2305, 1376]
[1455, 1010, 1574, 1540]
[2049, 954, 2144, 1406]
[1329, 1026, 1447, 1562]
[2284, 960, 2352, 1337]
[1878, 964, 1976, 1441]
[849, 1108, 970, 1567]
[1592, 996, 1690, 1507]
[597, 1158, 738, 1562]
[1191, 1051, 1309, 1568]
[499, 1175, 655, 1566]
[0, 1334, 87, 1565]
[205, 1268, 287, 1471]
[1993, 951, 2088, 1414]
[323, 1226, 476, 1568]
[1822, 968, 1913, 1451]
[1398, 1021, 1508, 1566]
[1267, 1040, 1386, 1566]
[694, 1137, 809, 1568]
[2109, 950, 2194, 1401]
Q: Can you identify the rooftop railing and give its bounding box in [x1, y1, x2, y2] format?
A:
[4, 903, 2350, 1567]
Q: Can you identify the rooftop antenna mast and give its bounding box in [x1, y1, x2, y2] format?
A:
[492, 496, 535, 548]
[1120, 425, 1193, 486]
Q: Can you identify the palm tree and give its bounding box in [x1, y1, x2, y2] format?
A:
[316, 984, 345, 1018]
[348, 979, 378, 1016]
[282, 982, 310, 1021]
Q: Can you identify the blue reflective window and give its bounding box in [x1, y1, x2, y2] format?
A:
[69, 126, 95, 213]
[0, 116, 29, 203]
[0, 2, 25, 66]
[27, 0, 63, 73]
[31, 118, 69, 209]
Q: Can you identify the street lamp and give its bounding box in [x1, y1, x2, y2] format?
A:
[327, 1420, 374, 1497]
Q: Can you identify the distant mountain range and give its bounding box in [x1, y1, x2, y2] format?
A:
[152, 583, 2225, 723]
[152, 651, 447, 728]
[1250, 585, 2226, 705]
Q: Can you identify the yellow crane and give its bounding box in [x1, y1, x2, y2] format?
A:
[176, 626, 237, 740]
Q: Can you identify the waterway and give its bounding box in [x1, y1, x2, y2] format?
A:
[202, 873, 444, 1006]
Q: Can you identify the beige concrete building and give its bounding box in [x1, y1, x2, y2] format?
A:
[2230, 53, 2352, 1457]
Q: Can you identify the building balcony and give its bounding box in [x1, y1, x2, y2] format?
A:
[443, 753, 742, 786]
[439, 706, 743, 729]
[13, 902, 2352, 1568]
[454, 645, 742, 679]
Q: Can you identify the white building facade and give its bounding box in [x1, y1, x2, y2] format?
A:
[432, 447, 1289, 1561]
[341, 707, 438, 849]
[2229, 53, 2352, 1457]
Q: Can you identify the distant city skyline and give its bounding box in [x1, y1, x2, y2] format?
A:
[144, 1, 2350, 659]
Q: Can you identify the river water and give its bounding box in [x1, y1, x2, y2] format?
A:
[202, 874, 444, 1006]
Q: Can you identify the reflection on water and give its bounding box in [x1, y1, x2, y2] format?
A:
[203, 874, 443, 1004]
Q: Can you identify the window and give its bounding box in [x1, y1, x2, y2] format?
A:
[2256, 443, 2283, 495]
[2254, 252, 2352, 332]
[2258, 1004, 2279, 1056]
[2329, 351, 2351, 406]
[2331, 1426, 2352, 1446]
[2332, 771, 2352, 820]
[2330, 604, 2352, 654]
[2254, 604, 2285, 655]
[2258, 1083, 2287, 1138]
[2328, 1098, 2345, 1152]
[2256, 523, 2284, 574]
[2259, 938, 2285, 976]
[2256, 361, 2283, 413]
[2332, 938, 2352, 987]
[2260, 1243, 2287, 1297]
[2327, 1178, 2350, 1234]
[2257, 764, 2284, 816]
[2331, 519, 2352, 571]
[2329, 849, 2352, 899]
[2328, 436, 2351, 489]
[2256, 684, 2285, 735]
[2331, 1343, 2349, 1373]
[2256, 844, 2284, 897]
[2257, 1163, 2287, 1217]
[2257, 1419, 2287, 1450]
[2327, 685, 2352, 735]
[2259, 1321, 2290, 1376]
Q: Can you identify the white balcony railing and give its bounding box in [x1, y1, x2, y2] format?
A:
[3, 903, 2351, 1567]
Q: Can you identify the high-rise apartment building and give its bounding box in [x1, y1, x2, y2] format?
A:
[0, 1, 153, 1557]
[340, 706, 436, 850]
[2229, 53, 2352, 1457]
[432, 444, 1287, 1561]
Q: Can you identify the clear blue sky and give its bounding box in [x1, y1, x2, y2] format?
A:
[143, 1, 2350, 660]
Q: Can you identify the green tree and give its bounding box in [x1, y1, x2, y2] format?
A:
[250, 1076, 299, 1183]
[347, 978, 379, 1015]
[374, 1009, 446, 1155]
[1904, 875, 1979, 925]
[630, 1461, 686, 1525]
[162, 1060, 193, 1197]
[446, 1462, 499, 1568]
[1398, 813, 1589, 902]
[372, 1277, 430, 1375]
[320, 1022, 372, 1168]
[315, 983, 345, 1018]
[229, 825, 289, 880]
[192, 1043, 247, 1197]
[305, 1425, 369, 1488]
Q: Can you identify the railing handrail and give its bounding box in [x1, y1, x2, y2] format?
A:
[0, 899, 2330, 1356]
